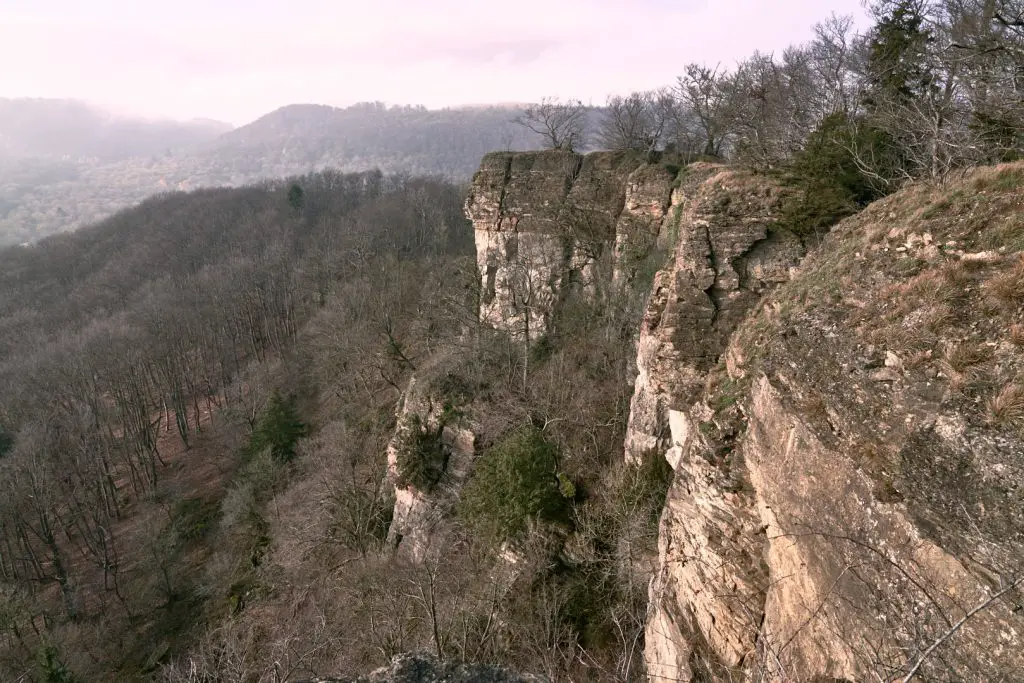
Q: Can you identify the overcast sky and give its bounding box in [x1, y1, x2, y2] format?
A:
[0, 0, 869, 126]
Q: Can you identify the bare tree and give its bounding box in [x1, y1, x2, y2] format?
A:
[809, 13, 860, 117]
[729, 49, 820, 168]
[597, 89, 677, 154]
[514, 97, 588, 151]
[675, 63, 738, 157]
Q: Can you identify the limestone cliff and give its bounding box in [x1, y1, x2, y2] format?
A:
[391, 150, 679, 562]
[387, 150, 678, 563]
[642, 163, 1024, 680]
[623, 165, 802, 467]
[464, 151, 675, 339]
[386, 376, 477, 563]
[394, 151, 1024, 681]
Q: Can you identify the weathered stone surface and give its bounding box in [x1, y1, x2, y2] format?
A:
[465, 151, 670, 339]
[624, 167, 801, 466]
[386, 377, 476, 563]
[641, 163, 1024, 681]
[613, 164, 676, 282]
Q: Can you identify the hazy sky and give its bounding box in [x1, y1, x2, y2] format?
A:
[0, 0, 869, 126]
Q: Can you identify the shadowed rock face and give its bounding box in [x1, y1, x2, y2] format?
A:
[464, 150, 672, 340]
[305, 652, 547, 683]
[385, 377, 477, 563]
[642, 163, 1024, 681]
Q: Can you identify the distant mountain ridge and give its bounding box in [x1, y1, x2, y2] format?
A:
[0, 99, 544, 246]
[0, 98, 233, 161]
[200, 102, 537, 179]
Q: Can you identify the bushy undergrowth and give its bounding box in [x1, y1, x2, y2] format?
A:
[459, 426, 571, 543]
[394, 414, 449, 493]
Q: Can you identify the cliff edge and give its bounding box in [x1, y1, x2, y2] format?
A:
[643, 163, 1024, 681]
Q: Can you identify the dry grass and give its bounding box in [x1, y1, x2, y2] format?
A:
[981, 215, 1024, 252]
[936, 359, 968, 392]
[970, 163, 1024, 193]
[937, 341, 994, 392]
[898, 267, 968, 313]
[986, 384, 1024, 428]
[920, 304, 956, 336]
[944, 341, 993, 372]
[904, 349, 933, 371]
[984, 256, 1024, 306]
[1008, 324, 1024, 347]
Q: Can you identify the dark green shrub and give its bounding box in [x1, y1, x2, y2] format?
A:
[287, 183, 305, 211]
[781, 113, 898, 235]
[459, 426, 570, 543]
[39, 644, 80, 683]
[394, 414, 449, 493]
[248, 391, 307, 463]
[0, 425, 12, 459]
[170, 497, 220, 541]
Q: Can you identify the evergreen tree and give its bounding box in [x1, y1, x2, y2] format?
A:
[866, 0, 934, 105]
[0, 425, 12, 459]
[39, 644, 81, 683]
[783, 112, 900, 234]
[249, 391, 308, 463]
[458, 427, 571, 543]
[287, 183, 305, 212]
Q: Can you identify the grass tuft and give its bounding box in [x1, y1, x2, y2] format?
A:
[984, 256, 1024, 306]
[986, 384, 1024, 428]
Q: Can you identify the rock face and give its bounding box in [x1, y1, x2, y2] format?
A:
[641, 163, 1024, 680]
[408, 152, 1024, 680]
[465, 151, 674, 339]
[623, 167, 802, 466]
[386, 377, 477, 563]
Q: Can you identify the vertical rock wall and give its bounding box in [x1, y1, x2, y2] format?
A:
[639, 165, 1024, 680]
[464, 151, 674, 339]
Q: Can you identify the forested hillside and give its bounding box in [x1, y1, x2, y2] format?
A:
[202, 103, 541, 180]
[1, 1, 1022, 681]
[0, 102, 543, 247]
[0, 169, 477, 680]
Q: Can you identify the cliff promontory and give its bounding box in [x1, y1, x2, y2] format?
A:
[389, 151, 1024, 682]
[643, 163, 1024, 680]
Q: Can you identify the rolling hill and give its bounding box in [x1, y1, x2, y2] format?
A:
[0, 100, 543, 246]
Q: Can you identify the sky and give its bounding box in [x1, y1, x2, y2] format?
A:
[0, 0, 870, 127]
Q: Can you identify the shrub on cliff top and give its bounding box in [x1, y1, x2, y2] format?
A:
[780, 113, 896, 236]
[459, 426, 571, 543]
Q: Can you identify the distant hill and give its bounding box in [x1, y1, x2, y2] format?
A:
[200, 102, 537, 180]
[0, 100, 545, 246]
[0, 98, 232, 161]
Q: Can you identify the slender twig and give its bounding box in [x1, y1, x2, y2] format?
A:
[902, 575, 1022, 682]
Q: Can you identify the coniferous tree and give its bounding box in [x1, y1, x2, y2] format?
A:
[249, 391, 308, 463]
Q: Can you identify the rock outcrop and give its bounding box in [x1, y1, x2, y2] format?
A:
[386, 376, 477, 563]
[623, 166, 802, 466]
[401, 151, 1024, 681]
[641, 163, 1024, 680]
[464, 151, 674, 340]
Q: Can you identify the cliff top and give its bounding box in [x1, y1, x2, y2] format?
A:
[734, 161, 1024, 562]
